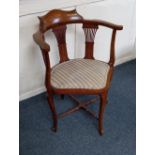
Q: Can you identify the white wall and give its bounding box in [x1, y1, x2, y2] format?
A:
[19, 8, 75, 100]
[19, 0, 136, 101]
[75, 0, 136, 63]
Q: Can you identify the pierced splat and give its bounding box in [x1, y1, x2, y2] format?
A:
[52, 25, 69, 63]
[83, 24, 98, 59]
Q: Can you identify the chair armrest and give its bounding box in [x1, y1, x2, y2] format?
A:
[83, 19, 123, 30]
[33, 31, 50, 52]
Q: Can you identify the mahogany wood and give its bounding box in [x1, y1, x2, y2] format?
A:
[109, 29, 117, 66]
[52, 25, 69, 63]
[33, 9, 123, 135]
[98, 92, 108, 135]
[83, 24, 98, 59]
[59, 95, 99, 119]
[47, 89, 58, 132]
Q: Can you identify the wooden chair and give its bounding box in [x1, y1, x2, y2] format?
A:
[33, 9, 123, 135]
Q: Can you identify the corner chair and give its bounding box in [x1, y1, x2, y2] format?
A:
[33, 9, 123, 135]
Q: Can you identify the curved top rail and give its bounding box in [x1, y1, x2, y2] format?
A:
[38, 9, 83, 32]
[38, 9, 123, 32]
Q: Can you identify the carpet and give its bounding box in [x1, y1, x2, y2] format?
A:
[20, 60, 136, 155]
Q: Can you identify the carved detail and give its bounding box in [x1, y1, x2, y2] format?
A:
[38, 9, 83, 32]
[83, 25, 98, 59]
[52, 25, 69, 63]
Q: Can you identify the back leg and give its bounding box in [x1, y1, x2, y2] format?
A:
[60, 94, 64, 100]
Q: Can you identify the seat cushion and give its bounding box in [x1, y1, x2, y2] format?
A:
[50, 59, 110, 89]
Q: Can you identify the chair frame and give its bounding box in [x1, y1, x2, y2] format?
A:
[33, 9, 123, 135]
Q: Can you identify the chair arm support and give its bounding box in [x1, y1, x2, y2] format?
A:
[33, 31, 50, 52]
[83, 19, 123, 30]
[109, 29, 117, 66]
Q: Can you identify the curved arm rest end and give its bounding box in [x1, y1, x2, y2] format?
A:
[33, 31, 50, 52]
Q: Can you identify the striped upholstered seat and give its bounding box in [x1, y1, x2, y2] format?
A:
[50, 59, 110, 89]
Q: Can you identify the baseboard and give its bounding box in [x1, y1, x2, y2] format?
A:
[19, 55, 136, 101]
[115, 54, 136, 66]
[19, 86, 46, 101]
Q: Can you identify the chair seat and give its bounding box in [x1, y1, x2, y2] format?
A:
[50, 59, 110, 90]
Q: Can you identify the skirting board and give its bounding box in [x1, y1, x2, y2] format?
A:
[19, 55, 136, 101]
[114, 54, 136, 66]
[20, 87, 46, 101]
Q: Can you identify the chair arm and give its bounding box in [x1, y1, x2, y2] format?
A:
[83, 19, 123, 30]
[33, 31, 50, 52]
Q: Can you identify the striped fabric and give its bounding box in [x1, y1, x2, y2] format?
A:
[50, 59, 110, 89]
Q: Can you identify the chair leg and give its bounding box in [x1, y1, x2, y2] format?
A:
[60, 94, 64, 100]
[98, 92, 107, 135]
[47, 92, 58, 132]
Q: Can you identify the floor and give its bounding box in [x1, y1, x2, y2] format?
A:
[20, 60, 136, 155]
